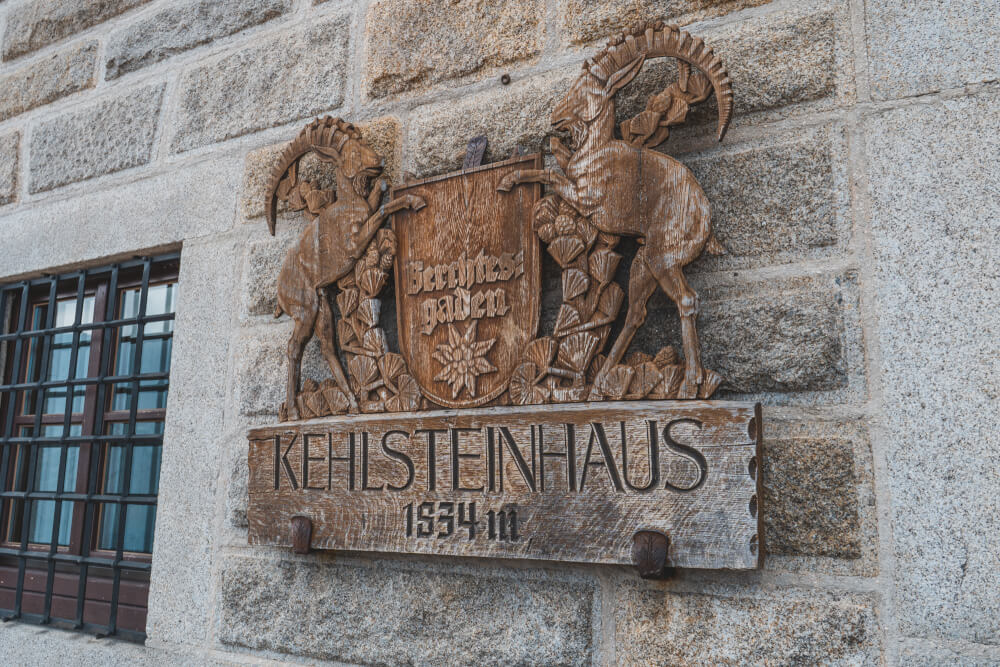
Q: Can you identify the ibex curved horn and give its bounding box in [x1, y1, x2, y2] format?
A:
[264, 116, 362, 235]
[586, 21, 734, 141]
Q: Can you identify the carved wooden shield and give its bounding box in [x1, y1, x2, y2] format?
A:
[392, 154, 542, 408]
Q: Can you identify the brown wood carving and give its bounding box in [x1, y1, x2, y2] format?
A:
[253, 24, 757, 573]
[264, 117, 425, 421]
[632, 530, 673, 579]
[264, 22, 734, 418]
[248, 401, 762, 570]
[498, 21, 733, 401]
[391, 154, 543, 408]
[290, 515, 313, 554]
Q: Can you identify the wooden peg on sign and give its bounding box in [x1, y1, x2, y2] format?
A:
[291, 515, 313, 554]
[632, 530, 674, 579]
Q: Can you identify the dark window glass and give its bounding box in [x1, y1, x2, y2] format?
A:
[0, 254, 179, 641]
[98, 421, 163, 553]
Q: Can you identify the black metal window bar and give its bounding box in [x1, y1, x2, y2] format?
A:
[0, 253, 180, 641]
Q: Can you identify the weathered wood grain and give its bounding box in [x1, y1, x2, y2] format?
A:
[391, 154, 543, 408]
[248, 400, 762, 570]
[259, 22, 737, 419]
[496, 20, 735, 402]
[262, 116, 425, 421]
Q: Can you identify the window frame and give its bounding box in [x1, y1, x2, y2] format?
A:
[0, 254, 179, 640]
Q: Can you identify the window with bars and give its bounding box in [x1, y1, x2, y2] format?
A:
[0, 253, 179, 641]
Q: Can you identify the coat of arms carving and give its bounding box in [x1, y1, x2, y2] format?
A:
[249, 22, 762, 576]
[392, 155, 542, 408]
[264, 21, 733, 419]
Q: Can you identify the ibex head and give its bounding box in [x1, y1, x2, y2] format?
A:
[314, 133, 383, 197]
[552, 55, 645, 147]
[265, 117, 383, 235]
[552, 22, 734, 145]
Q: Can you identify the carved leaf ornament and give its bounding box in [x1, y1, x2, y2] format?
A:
[265, 21, 735, 419]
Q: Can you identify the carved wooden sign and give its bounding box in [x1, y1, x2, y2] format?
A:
[249, 21, 763, 574]
[249, 402, 761, 569]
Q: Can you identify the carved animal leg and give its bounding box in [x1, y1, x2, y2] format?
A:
[286, 308, 317, 421]
[367, 177, 388, 212]
[588, 250, 658, 401]
[316, 291, 359, 413]
[497, 169, 582, 210]
[382, 194, 425, 215]
[350, 195, 426, 261]
[657, 265, 703, 399]
[498, 168, 545, 191]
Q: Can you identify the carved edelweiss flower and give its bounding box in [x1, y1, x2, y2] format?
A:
[431, 322, 497, 399]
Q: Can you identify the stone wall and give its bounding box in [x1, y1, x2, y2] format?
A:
[0, 0, 997, 664]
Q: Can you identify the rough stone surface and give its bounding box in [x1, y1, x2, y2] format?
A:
[616, 584, 880, 665]
[171, 14, 349, 153]
[762, 423, 868, 559]
[146, 235, 240, 646]
[898, 645, 1000, 667]
[866, 87, 1000, 644]
[708, 3, 852, 117]
[0, 131, 17, 205]
[684, 124, 848, 271]
[561, 0, 773, 45]
[226, 445, 249, 528]
[0, 622, 237, 666]
[409, 67, 578, 177]
[242, 227, 297, 317]
[241, 116, 401, 220]
[364, 0, 543, 99]
[234, 321, 332, 418]
[2, 0, 150, 61]
[105, 0, 293, 80]
[0, 41, 96, 122]
[618, 3, 852, 128]
[358, 117, 403, 182]
[0, 156, 241, 278]
[635, 274, 849, 394]
[866, 2, 1000, 100]
[219, 556, 596, 665]
[697, 287, 846, 394]
[28, 84, 164, 193]
[241, 142, 288, 219]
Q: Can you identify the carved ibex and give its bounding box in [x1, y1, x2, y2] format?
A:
[499, 22, 733, 399]
[265, 116, 424, 420]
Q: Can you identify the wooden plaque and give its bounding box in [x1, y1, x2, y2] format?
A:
[391, 154, 543, 408]
[247, 401, 762, 569]
[252, 24, 764, 574]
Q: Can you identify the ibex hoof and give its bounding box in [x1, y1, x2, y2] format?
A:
[409, 195, 426, 211]
[677, 380, 698, 399]
[497, 175, 516, 192]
